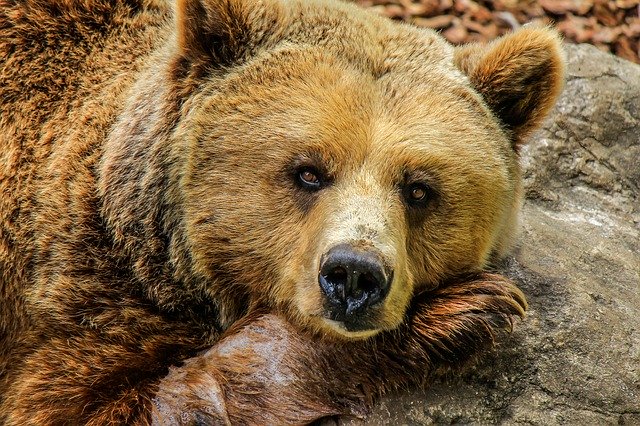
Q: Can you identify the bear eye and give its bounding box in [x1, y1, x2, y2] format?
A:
[297, 167, 322, 190]
[410, 185, 427, 200]
[405, 182, 431, 206]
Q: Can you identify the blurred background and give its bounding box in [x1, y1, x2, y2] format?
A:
[356, 0, 640, 63]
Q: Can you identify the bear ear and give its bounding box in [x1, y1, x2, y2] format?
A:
[175, 0, 286, 66]
[454, 26, 565, 149]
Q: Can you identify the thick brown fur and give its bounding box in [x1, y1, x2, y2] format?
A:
[0, 0, 563, 424]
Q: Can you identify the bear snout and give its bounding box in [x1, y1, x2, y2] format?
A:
[318, 243, 392, 330]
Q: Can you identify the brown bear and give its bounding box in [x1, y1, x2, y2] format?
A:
[0, 0, 564, 424]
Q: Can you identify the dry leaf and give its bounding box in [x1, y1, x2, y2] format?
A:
[539, 0, 594, 15]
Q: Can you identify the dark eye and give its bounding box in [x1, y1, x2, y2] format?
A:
[405, 182, 431, 206]
[297, 167, 322, 190]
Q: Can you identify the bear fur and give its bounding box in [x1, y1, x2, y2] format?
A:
[0, 0, 564, 424]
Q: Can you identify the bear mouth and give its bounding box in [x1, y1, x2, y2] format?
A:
[321, 309, 380, 335]
[321, 318, 381, 338]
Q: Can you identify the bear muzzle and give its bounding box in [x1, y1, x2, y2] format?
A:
[318, 243, 392, 332]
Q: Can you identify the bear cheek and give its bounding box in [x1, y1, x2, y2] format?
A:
[405, 169, 515, 287]
[272, 201, 332, 318]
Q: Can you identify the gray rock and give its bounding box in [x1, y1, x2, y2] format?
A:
[345, 44, 640, 425]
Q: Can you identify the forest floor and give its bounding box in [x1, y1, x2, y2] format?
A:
[356, 0, 640, 63]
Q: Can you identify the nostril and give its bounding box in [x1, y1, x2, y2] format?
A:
[357, 272, 379, 295]
[320, 266, 349, 304]
[325, 266, 348, 287]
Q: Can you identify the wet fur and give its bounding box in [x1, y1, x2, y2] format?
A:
[0, 0, 562, 423]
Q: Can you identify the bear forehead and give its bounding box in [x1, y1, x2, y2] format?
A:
[281, 0, 454, 67]
[202, 43, 510, 177]
[188, 2, 514, 184]
[205, 0, 465, 96]
[270, 6, 459, 88]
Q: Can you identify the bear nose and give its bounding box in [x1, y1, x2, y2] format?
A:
[319, 244, 391, 318]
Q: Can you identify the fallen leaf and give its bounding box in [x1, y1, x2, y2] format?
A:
[539, 0, 594, 15]
[443, 21, 469, 43]
[412, 14, 456, 29]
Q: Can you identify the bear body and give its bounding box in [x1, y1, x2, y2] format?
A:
[0, 0, 563, 423]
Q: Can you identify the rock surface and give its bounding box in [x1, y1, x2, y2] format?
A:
[345, 43, 640, 424]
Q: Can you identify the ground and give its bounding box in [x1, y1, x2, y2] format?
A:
[357, 0, 640, 64]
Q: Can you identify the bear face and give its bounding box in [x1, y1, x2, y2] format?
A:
[102, 0, 563, 339]
[180, 56, 516, 337]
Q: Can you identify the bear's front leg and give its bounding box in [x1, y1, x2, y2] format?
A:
[367, 272, 528, 387]
[152, 312, 373, 425]
[153, 272, 526, 425]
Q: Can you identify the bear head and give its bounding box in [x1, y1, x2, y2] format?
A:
[102, 0, 564, 339]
